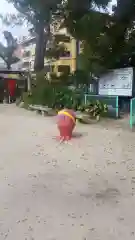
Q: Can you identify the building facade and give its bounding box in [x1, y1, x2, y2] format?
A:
[12, 28, 78, 75]
[11, 36, 36, 71]
[48, 28, 77, 76]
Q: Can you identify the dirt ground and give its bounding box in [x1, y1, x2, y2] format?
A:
[0, 104, 135, 240]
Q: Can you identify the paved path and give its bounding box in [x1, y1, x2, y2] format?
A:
[0, 104, 135, 240]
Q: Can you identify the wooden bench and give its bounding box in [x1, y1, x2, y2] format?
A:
[29, 105, 56, 116]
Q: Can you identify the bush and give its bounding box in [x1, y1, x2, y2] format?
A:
[23, 82, 83, 110]
[22, 92, 33, 108]
[23, 71, 84, 110]
[78, 100, 108, 120]
[23, 72, 107, 120]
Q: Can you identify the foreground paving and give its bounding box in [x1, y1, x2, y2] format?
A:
[0, 104, 135, 240]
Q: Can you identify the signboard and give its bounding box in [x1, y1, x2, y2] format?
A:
[99, 67, 133, 96]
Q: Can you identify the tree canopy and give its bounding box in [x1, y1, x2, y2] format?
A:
[68, 1, 135, 77]
[0, 31, 19, 69]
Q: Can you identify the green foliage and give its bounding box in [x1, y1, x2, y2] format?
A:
[23, 70, 108, 120]
[68, 7, 135, 74]
[111, 0, 135, 68]
[77, 100, 108, 120]
[63, 0, 111, 36]
[63, 11, 114, 76]
[75, 12, 120, 73]
[69, 70, 90, 86]
[22, 92, 33, 108]
[51, 87, 75, 109]
[24, 84, 108, 120]
[30, 85, 84, 110]
[0, 31, 19, 69]
[23, 73, 85, 110]
[115, 0, 134, 23]
[84, 101, 108, 120]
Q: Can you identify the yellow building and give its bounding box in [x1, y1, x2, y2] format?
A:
[48, 27, 77, 76]
[14, 27, 78, 75]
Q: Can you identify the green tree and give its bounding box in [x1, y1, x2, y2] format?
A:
[115, 0, 134, 22]
[1, 0, 111, 72]
[65, 11, 115, 77]
[67, 6, 135, 77]
[102, 0, 135, 68]
[106, 0, 135, 68]
[0, 31, 19, 69]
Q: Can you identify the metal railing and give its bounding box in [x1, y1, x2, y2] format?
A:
[130, 98, 135, 129]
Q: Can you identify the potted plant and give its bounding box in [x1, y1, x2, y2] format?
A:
[76, 100, 108, 123]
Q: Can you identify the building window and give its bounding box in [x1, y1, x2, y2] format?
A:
[59, 51, 70, 58]
[55, 35, 70, 43]
[58, 65, 70, 74]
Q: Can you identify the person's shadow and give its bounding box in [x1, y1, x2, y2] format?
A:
[72, 132, 88, 139]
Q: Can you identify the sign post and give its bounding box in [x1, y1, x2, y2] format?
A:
[99, 67, 133, 97]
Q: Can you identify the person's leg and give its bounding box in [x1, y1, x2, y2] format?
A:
[10, 96, 13, 103]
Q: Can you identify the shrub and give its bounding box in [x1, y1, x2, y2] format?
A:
[80, 100, 108, 120]
[23, 72, 107, 120]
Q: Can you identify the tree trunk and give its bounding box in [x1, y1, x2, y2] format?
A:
[7, 62, 11, 70]
[34, 18, 51, 72]
[34, 21, 45, 72]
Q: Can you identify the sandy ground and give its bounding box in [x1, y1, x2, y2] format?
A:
[0, 104, 135, 240]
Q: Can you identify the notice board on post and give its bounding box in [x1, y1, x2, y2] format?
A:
[99, 67, 133, 96]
